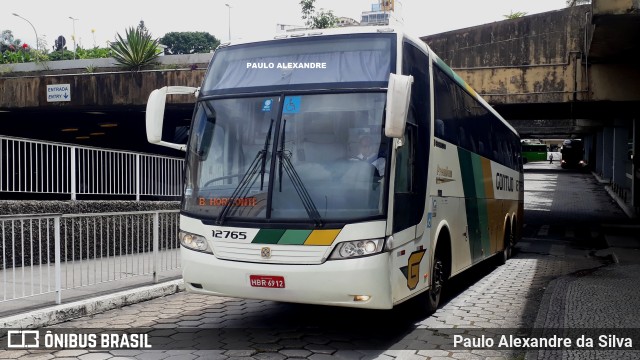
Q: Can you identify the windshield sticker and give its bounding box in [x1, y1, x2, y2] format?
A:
[246, 62, 327, 69]
[283, 96, 301, 114]
[261, 99, 273, 112]
[198, 197, 257, 207]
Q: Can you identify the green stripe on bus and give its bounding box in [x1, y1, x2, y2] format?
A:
[458, 149, 484, 262]
[472, 155, 491, 254]
[253, 229, 286, 244]
[278, 230, 313, 245]
[471, 154, 491, 260]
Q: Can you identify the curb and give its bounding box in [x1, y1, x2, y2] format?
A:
[0, 279, 185, 329]
[599, 233, 620, 264]
[604, 186, 636, 219]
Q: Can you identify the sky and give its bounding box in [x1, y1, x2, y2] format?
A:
[4, 0, 569, 51]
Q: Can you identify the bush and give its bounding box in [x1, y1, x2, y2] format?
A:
[110, 27, 161, 71]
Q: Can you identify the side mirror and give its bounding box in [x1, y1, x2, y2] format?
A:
[385, 73, 413, 138]
[146, 86, 199, 151]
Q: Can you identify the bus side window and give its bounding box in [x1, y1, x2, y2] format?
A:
[393, 125, 416, 232]
[435, 119, 444, 138]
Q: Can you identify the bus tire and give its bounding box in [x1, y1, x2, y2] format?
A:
[498, 223, 513, 265]
[425, 253, 444, 314]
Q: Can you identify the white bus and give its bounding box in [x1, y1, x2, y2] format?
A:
[146, 25, 524, 313]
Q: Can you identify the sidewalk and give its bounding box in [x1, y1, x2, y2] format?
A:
[524, 162, 640, 360]
[0, 279, 184, 329]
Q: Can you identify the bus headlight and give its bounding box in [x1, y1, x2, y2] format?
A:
[179, 231, 212, 254]
[329, 239, 384, 260]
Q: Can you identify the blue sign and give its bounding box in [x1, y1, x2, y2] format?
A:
[427, 213, 432, 228]
[261, 99, 273, 112]
[283, 96, 301, 114]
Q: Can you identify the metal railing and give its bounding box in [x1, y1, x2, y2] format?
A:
[0, 210, 180, 305]
[0, 136, 184, 200]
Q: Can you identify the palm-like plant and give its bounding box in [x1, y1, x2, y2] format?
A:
[110, 27, 161, 71]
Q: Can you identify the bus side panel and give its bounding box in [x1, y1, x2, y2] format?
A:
[430, 140, 472, 275]
[431, 141, 523, 279]
[457, 149, 492, 264]
[490, 160, 523, 251]
[389, 226, 429, 305]
[457, 150, 521, 265]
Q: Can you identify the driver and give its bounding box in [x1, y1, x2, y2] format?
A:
[352, 135, 385, 177]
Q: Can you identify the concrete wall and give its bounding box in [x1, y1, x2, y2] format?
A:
[0, 54, 213, 110]
[422, 6, 589, 68]
[0, 69, 205, 110]
[593, 0, 640, 15]
[421, 6, 591, 105]
[590, 64, 640, 101]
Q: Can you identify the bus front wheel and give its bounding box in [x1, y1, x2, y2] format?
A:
[425, 254, 444, 314]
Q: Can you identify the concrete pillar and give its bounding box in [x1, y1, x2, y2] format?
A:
[602, 127, 614, 180]
[583, 135, 593, 164]
[596, 131, 604, 175]
[612, 126, 628, 187]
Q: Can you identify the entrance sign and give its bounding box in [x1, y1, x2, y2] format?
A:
[46, 84, 71, 102]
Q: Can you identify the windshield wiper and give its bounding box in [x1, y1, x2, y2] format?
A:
[277, 119, 323, 227]
[260, 119, 274, 191]
[216, 119, 274, 225]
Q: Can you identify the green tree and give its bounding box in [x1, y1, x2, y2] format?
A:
[299, 0, 337, 29]
[300, 0, 316, 27]
[159, 32, 220, 55]
[504, 11, 528, 19]
[0, 30, 22, 53]
[110, 26, 161, 71]
[311, 9, 337, 29]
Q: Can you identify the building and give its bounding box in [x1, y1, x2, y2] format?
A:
[336, 17, 359, 27]
[360, 1, 403, 26]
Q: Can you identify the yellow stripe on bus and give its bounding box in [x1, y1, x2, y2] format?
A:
[481, 158, 494, 199]
[304, 229, 341, 246]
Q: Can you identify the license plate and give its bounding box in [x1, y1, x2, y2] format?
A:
[249, 275, 285, 288]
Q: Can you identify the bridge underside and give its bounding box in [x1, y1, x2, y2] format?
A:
[494, 101, 639, 138]
[1, 106, 191, 157]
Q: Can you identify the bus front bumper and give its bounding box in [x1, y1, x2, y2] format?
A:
[181, 247, 394, 309]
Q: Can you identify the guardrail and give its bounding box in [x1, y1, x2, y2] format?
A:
[0, 210, 180, 305]
[0, 136, 184, 200]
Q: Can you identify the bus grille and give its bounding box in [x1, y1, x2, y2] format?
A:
[212, 242, 329, 264]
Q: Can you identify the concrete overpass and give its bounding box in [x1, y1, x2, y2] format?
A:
[0, 0, 638, 214]
[421, 0, 640, 216]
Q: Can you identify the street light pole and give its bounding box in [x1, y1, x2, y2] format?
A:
[12, 13, 39, 59]
[69, 16, 79, 60]
[225, 3, 232, 41]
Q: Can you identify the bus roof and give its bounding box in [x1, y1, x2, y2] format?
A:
[217, 25, 400, 48]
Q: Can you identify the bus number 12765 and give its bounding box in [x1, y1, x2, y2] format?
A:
[212, 230, 248, 240]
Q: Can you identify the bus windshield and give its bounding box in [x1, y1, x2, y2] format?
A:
[183, 92, 389, 224]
